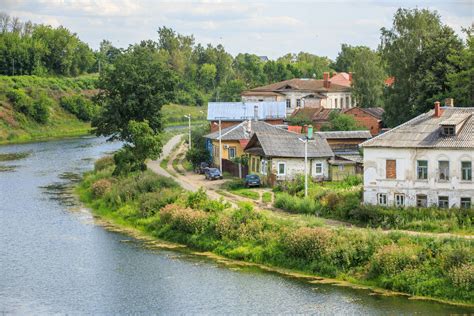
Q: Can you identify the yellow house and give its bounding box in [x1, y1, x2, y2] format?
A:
[204, 120, 285, 168]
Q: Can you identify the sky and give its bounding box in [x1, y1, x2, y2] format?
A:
[2, 0, 473, 59]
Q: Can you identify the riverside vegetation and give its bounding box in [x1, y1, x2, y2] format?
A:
[78, 157, 474, 306]
[274, 176, 473, 235]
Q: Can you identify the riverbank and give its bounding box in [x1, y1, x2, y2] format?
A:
[76, 158, 474, 307]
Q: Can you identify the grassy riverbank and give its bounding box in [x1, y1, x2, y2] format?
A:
[0, 75, 96, 144]
[77, 159, 474, 306]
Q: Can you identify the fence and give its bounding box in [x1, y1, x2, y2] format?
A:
[222, 159, 249, 178]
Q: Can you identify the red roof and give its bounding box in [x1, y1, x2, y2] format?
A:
[330, 72, 351, 87]
[384, 77, 395, 86]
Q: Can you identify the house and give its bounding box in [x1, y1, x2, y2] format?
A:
[317, 131, 371, 180]
[343, 107, 385, 136]
[241, 72, 355, 115]
[290, 107, 340, 130]
[361, 102, 474, 209]
[244, 128, 333, 185]
[204, 120, 286, 168]
[207, 101, 286, 132]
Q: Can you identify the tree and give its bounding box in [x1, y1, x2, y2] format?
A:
[93, 44, 178, 141]
[220, 79, 245, 101]
[333, 44, 369, 72]
[113, 120, 162, 175]
[321, 112, 365, 131]
[199, 63, 217, 91]
[351, 48, 385, 107]
[380, 8, 463, 127]
[447, 27, 474, 106]
[185, 125, 211, 168]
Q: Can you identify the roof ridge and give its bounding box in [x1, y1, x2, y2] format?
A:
[360, 111, 429, 147]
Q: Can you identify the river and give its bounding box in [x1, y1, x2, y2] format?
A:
[0, 136, 471, 314]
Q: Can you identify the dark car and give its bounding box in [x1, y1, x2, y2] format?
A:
[244, 174, 261, 187]
[205, 168, 223, 180]
[195, 162, 209, 174]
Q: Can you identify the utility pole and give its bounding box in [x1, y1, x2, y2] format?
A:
[184, 114, 191, 149]
[12, 58, 15, 76]
[299, 125, 313, 198]
[218, 118, 222, 174]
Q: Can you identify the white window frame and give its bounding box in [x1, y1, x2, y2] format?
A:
[261, 159, 267, 175]
[286, 99, 291, 109]
[417, 160, 428, 180]
[277, 162, 286, 176]
[377, 193, 387, 206]
[395, 193, 405, 207]
[438, 160, 450, 181]
[228, 147, 236, 159]
[314, 162, 323, 176]
[416, 194, 428, 207]
[461, 161, 472, 181]
[296, 99, 301, 107]
[460, 197, 471, 209]
[438, 196, 449, 208]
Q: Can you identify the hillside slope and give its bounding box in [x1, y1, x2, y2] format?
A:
[0, 75, 97, 144]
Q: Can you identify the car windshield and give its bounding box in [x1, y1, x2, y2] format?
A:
[209, 169, 220, 174]
[246, 175, 258, 180]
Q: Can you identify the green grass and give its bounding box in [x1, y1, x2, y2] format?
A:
[162, 103, 207, 127]
[262, 192, 272, 203]
[0, 151, 31, 161]
[77, 164, 474, 306]
[229, 188, 260, 200]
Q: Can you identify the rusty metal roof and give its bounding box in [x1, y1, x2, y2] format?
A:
[361, 107, 474, 149]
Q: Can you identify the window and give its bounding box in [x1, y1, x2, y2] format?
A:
[296, 99, 301, 107]
[461, 161, 472, 181]
[228, 147, 236, 159]
[442, 125, 455, 136]
[338, 165, 345, 171]
[286, 99, 291, 109]
[416, 194, 427, 207]
[335, 98, 338, 108]
[438, 161, 449, 180]
[386, 159, 396, 179]
[251, 158, 256, 172]
[277, 162, 286, 175]
[377, 193, 387, 206]
[257, 159, 260, 174]
[438, 196, 449, 208]
[346, 96, 349, 108]
[340, 97, 344, 108]
[417, 160, 428, 180]
[460, 197, 472, 209]
[395, 194, 405, 207]
[315, 162, 323, 175]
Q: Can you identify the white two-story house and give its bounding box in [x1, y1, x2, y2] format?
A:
[241, 72, 355, 115]
[360, 102, 473, 209]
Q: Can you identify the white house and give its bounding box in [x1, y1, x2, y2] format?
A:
[244, 128, 334, 184]
[360, 102, 474, 209]
[241, 72, 355, 115]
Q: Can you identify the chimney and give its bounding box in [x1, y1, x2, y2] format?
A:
[445, 98, 454, 107]
[349, 72, 353, 82]
[253, 105, 259, 121]
[434, 101, 443, 118]
[323, 72, 330, 88]
[244, 120, 252, 138]
[307, 124, 314, 139]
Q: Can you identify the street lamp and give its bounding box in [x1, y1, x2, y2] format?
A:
[184, 114, 191, 149]
[298, 125, 314, 198]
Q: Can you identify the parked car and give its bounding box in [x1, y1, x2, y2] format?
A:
[205, 168, 223, 180]
[244, 174, 261, 187]
[195, 162, 209, 174]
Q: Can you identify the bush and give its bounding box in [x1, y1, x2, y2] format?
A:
[370, 244, 421, 277]
[32, 93, 52, 123]
[274, 192, 318, 214]
[94, 156, 114, 171]
[282, 227, 333, 261]
[448, 263, 474, 291]
[138, 188, 181, 217]
[7, 88, 34, 117]
[91, 179, 112, 197]
[60, 95, 98, 121]
[159, 204, 209, 234]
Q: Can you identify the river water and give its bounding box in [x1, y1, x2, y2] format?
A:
[0, 136, 471, 314]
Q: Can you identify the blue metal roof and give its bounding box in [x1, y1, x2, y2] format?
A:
[207, 102, 286, 121]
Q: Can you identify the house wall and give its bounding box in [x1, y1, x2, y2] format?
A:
[271, 157, 330, 181]
[211, 140, 244, 167]
[363, 147, 474, 207]
[330, 164, 356, 181]
[209, 119, 284, 132]
[344, 108, 382, 136]
[325, 92, 355, 109]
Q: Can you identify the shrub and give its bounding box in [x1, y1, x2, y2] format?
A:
[370, 244, 421, 277]
[94, 156, 114, 171]
[60, 95, 98, 121]
[32, 93, 52, 123]
[159, 204, 209, 234]
[274, 193, 318, 214]
[282, 227, 333, 261]
[448, 263, 474, 291]
[7, 88, 34, 117]
[91, 179, 112, 197]
[138, 188, 181, 217]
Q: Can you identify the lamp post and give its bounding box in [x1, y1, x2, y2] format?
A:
[298, 125, 313, 198]
[184, 114, 191, 149]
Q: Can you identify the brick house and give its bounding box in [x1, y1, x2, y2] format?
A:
[343, 107, 385, 136]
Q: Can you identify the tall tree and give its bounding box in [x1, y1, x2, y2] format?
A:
[380, 8, 463, 127]
[351, 48, 386, 107]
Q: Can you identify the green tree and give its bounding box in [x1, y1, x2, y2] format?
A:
[333, 44, 369, 72]
[447, 27, 473, 106]
[380, 8, 463, 126]
[199, 63, 217, 91]
[113, 120, 162, 175]
[220, 79, 245, 101]
[321, 112, 365, 131]
[351, 48, 385, 107]
[93, 44, 178, 140]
